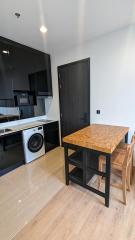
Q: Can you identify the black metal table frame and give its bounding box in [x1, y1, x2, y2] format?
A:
[64, 132, 128, 208]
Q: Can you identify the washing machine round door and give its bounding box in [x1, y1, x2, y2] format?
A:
[28, 133, 44, 153]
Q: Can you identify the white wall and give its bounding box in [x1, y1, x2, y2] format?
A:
[47, 25, 135, 142]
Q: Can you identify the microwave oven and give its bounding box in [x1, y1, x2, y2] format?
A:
[14, 91, 36, 106]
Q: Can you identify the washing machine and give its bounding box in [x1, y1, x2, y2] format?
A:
[23, 126, 45, 163]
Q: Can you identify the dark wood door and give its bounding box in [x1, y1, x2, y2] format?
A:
[58, 58, 90, 139]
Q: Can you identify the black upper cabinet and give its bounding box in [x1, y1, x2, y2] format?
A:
[29, 53, 53, 96]
[0, 48, 14, 99]
[0, 36, 52, 102]
[11, 46, 31, 91]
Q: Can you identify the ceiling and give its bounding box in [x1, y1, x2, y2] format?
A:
[0, 0, 135, 53]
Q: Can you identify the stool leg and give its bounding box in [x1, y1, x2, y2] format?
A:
[127, 163, 131, 191]
[122, 168, 127, 205]
[130, 156, 134, 185]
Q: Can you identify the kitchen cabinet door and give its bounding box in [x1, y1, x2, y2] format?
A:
[11, 46, 31, 91]
[43, 121, 60, 152]
[0, 37, 52, 100]
[0, 132, 25, 176]
[29, 53, 52, 96]
[0, 53, 14, 99]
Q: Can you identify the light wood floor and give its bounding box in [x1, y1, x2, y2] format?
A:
[0, 147, 135, 240]
[13, 177, 135, 240]
[0, 147, 65, 240]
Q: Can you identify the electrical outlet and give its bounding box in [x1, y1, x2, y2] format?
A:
[96, 110, 100, 114]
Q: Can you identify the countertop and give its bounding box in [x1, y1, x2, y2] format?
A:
[0, 119, 55, 137]
[63, 124, 129, 154]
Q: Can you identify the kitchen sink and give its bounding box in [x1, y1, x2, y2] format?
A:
[38, 120, 53, 124]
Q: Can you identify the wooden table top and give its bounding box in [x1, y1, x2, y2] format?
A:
[63, 124, 129, 154]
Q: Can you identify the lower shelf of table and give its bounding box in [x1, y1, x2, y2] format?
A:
[69, 167, 95, 185]
[69, 167, 83, 185]
[69, 167, 105, 198]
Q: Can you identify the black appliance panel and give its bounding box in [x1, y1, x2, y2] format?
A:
[14, 90, 36, 106]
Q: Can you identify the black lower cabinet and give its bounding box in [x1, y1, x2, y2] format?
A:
[43, 121, 60, 152]
[0, 132, 25, 176]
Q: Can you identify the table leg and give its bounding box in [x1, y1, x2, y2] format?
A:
[125, 132, 128, 143]
[83, 149, 87, 185]
[105, 154, 111, 207]
[64, 144, 69, 185]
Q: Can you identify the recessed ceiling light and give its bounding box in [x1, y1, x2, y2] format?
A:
[40, 25, 48, 33]
[2, 50, 10, 54]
